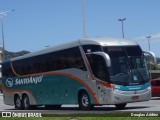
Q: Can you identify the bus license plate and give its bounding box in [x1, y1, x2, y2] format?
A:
[132, 96, 139, 100]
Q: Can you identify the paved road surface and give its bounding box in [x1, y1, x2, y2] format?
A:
[0, 94, 160, 115]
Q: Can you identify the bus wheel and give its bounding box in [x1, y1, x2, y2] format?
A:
[22, 95, 31, 110]
[78, 92, 94, 110]
[115, 103, 127, 110]
[14, 95, 23, 110]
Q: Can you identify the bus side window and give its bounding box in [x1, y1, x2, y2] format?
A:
[74, 48, 86, 71]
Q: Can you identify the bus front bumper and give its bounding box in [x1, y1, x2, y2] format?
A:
[99, 87, 151, 105]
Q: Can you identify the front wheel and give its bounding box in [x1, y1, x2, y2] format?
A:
[78, 92, 94, 110]
[115, 103, 127, 110]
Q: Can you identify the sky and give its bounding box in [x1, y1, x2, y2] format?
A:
[0, 0, 160, 57]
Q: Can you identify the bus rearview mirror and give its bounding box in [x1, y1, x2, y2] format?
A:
[143, 51, 157, 65]
[92, 52, 111, 67]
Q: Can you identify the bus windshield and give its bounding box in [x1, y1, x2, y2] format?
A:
[103, 46, 149, 86]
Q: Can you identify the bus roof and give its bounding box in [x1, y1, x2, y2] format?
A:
[11, 37, 138, 61]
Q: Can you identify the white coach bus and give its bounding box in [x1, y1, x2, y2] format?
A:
[2, 37, 156, 110]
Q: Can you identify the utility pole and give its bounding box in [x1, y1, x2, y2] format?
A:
[82, 0, 87, 38]
[146, 36, 152, 79]
[0, 10, 14, 60]
[146, 36, 151, 51]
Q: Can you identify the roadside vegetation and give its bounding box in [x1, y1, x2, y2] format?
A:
[0, 117, 160, 120]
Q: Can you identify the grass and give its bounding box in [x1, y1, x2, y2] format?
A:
[0, 117, 160, 120]
[0, 112, 160, 120]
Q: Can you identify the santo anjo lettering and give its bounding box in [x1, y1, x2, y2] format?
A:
[15, 75, 43, 85]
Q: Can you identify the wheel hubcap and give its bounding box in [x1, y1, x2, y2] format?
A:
[24, 97, 29, 108]
[16, 98, 21, 107]
[82, 95, 89, 107]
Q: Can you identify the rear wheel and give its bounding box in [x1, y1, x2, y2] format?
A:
[14, 95, 23, 110]
[115, 103, 127, 110]
[78, 92, 94, 110]
[22, 95, 31, 110]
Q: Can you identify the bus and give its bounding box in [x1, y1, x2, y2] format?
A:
[2, 37, 157, 110]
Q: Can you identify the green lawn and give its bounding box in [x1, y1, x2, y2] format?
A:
[0, 112, 160, 120]
[0, 117, 160, 120]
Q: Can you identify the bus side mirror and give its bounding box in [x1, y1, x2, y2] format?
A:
[92, 52, 111, 67]
[143, 51, 157, 65]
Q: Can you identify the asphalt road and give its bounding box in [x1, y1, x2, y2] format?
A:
[0, 94, 160, 115]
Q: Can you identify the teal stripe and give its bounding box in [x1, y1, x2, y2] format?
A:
[114, 82, 150, 91]
[2, 74, 95, 105]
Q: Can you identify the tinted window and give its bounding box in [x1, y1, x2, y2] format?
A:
[82, 45, 110, 82]
[151, 81, 155, 86]
[125, 46, 142, 56]
[86, 54, 109, 82]
[3, 47, 86, 77]
[103, 46, 149, 86]
[82, 45, 102, 53]
[152, 80, 160, 86]
[2, 60, 15, 77]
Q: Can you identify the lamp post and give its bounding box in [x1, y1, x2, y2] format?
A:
[0, 10, 14, 60]
[146, 36, 152, 79]
[118, 18, 126, 39]
[146, 36, 151, 51]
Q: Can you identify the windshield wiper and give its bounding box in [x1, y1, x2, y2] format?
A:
[112, 73, 128, 86]
[124, 48, 145, 84]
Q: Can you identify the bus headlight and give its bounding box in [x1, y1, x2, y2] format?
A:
[147, 86, 151, 91]
[113, 88, 120, 93]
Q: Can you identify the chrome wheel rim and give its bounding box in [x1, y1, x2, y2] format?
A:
[16, 97, 21, 108]
[82, 95, 89, 107]
[24, 97, 29, 108]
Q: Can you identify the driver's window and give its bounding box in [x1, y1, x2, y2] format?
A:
[87, 54, 109, 82]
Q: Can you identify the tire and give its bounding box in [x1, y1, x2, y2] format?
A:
[115, 103, 127, 110]
[14, 95, 23, 110]
[78, 92, 94, 110]
[22, 95, 31, 110]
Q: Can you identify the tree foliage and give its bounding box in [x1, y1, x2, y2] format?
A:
[5, 50, 30, 59]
